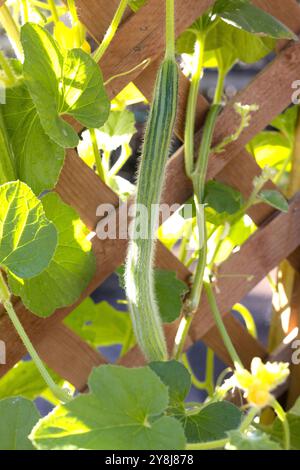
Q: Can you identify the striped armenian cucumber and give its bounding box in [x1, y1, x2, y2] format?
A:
[0, 109, 16, 185]
[125, 57, 179, 362]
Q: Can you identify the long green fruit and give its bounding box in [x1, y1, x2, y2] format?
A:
[0, 109, 16, 184]
[125, 57, 178, 362]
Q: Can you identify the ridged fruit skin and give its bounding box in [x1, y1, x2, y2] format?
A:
[125, 58, 179, 362]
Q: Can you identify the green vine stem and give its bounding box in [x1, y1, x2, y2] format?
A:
[184, 33, 205, 178]
[165, 0, 175, 59]
[89, 128, 105, 181]
[67, 0, 82, 47]
[0, 272, 71, 403]
[0, 4, 23, 60]
[0, 49, 17, 86]
[204, 281, 243, 368]
[21, 0, 29, 23]
[93, 0, 128, 63]
[214, 69, 226, 105]
[272, 399, 290, 450]
[173, 105, 221, 360]
[47, 0, 59, 23]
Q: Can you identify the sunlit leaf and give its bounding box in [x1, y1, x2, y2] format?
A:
[0, 181, 57, 279]
[30, 365, 186, 450]
[21, 23, 109, 148]
[65, 299, 133, 348]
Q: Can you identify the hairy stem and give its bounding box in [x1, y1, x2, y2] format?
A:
[184, 33, 205, 178]
[165, 0, 175, 59]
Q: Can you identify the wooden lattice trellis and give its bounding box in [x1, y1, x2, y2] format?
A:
[1, 0, 300, 404]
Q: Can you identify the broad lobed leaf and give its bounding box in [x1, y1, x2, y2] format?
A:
[30, 365, 186, 450]
[8, 192, 95, 317]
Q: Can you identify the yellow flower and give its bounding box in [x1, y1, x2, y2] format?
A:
[233, 357, 290, 408]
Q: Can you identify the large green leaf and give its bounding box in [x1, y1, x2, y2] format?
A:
[0, 181, 57, 278]
[118, 267, 187, 323]
[150, 360, 191, 409]
[30, 365, 186, 450]
[227, 429, 282, 450]
[2, 82, 65, 196]
[177, 18, 275, 67]
[21, 23, 109, 148]
[182, 402, 242, 444]
[0, 397, 40, 450]
[8, 193, 95, 317]
[213, 0, 297, 40]
[65, 299, 133, 348]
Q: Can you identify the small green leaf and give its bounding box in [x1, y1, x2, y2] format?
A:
[204, 180, 244, 215]
[0, 397, 40, 450]
[177, 18, 275, 67]
[258, 190, 289, 212]
[2, 82, 65, 196]
[8, 193, 95, 317]
[118, 267, 187, 323]
[213, 0, 297, 40]
[128, 0, 148, 13]
[30, 365, 186, 450]
[150, 360, 191, 408]
[227, 429, 282, 450]
[21, 23, 109, 148]
[65, 299, 133, 348]
[182, 402, 242, 444]
[0, 181, 57, 279]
